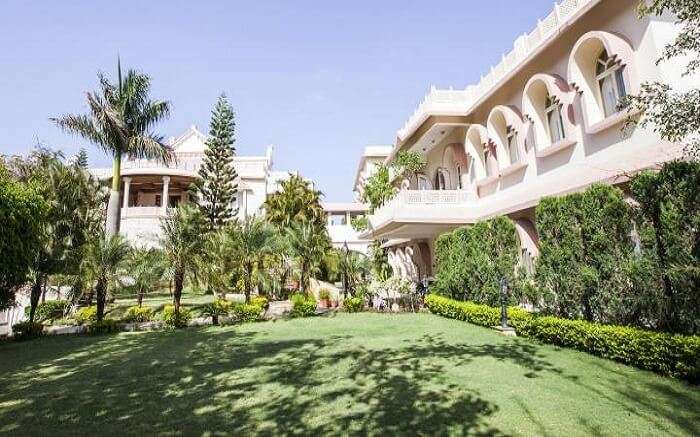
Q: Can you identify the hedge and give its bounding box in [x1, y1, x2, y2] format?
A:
[290, 293, 317, 318]
[425, 294, 700, 382]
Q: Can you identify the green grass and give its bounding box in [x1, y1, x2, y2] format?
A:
[0, 313, 697, 436]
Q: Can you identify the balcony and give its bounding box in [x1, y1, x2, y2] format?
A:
[366, 190, 478, 240]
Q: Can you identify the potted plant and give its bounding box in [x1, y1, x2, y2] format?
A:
[319, 288, 332, 308]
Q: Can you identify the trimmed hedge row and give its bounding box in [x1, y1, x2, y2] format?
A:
[425, 294, 700, 382]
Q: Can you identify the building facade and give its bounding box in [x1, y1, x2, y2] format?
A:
[323, 202, 371, 254]
[92, 126, 287, 247]
[358, 0, 691, 282]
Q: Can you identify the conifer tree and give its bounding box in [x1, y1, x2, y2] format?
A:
[191, 94, 238, 229]
[75, 148, 89, 168]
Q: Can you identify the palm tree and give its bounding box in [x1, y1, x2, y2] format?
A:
[128, 248, 166, 307]
[52, 60, 172, 237]
[195, 229, 238, 299]
[160, 205, 206, 314]
[264, 174, 326, 229]
[86, 234, 131, 321]
[286, 222, 330, 294]
[341, 249, 369, 297]
[227, 218, 278, 303]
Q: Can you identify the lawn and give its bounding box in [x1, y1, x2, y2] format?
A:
[0, 313, 697, 436]
[107, 290, 215, 320]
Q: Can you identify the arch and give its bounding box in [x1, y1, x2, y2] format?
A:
[487, 105, 527, 170]
[465, 124, 495, 181]
[514, 218, 539, 276]
[568, 31, 637, 129]
[522, 73, 577, 153]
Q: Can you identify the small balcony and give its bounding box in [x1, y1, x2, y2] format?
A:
[366, 190, 478, 240]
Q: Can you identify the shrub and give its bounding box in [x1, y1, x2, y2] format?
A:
[161, 305, 192, 329]
[425, 294, 700, 382]
[12, 321, 44, 340]
[24, 300, 69, 323]
[319, 288, 331, 301]
[87, 319, 120, 335]
[290, 293, 317, 318]
[201, 299, 232, 325]
[74, 306, 97, 325]
[343, 297, 364, 313]
[122, 306, 154, 323]
[250, 296, 269, 309]
[433, 217, 519, 306]
[230, 302, 264, 323]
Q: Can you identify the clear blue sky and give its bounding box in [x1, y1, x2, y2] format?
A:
[1, 0, 556, 201]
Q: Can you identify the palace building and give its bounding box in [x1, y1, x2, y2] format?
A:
[355, 0, 691, 282]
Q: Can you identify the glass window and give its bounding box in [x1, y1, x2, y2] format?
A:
[328, 213, 347, 226]
[483, 148, 492, 177]
[545, 95, 566, 143]
[596, 49, 627, 117]
[506, 127, 519, 164]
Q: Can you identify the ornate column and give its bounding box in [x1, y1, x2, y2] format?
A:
[161, 176, 170, 213]
[122, 177, 131, 210]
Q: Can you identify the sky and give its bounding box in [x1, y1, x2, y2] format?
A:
[0, 0, 557, 201]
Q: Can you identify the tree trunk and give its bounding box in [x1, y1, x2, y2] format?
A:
[95, 277, 107, 322]
[105, 155, 122, 238]
[173, 270, 184, 314]
[29, 277, 43, 323]
[245, 264, 253, 303]
[137, 288, 144, 307]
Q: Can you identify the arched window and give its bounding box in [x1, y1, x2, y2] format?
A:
[596, 49, 627, 117]
[506, 127, 519, 164]
[483, 148, 492, 177]
[545, 94, 566, 143]
[417, 174, 430, 190]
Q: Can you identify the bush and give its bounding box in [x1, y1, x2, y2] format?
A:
[433, 217, 520, 306]
[230, 302, 264, 323]
[201, 299, 232, 325]
[87, 319, 120, 335]
[122, 306, 154, 323]
[250, 296, 269, 309]
[24, 300, 69, 323]
[12, 321, 44, 340]
[161, 305, 192, 329]
[290, 293, 317, 318]
[425, 294, 700, 382]
[74, 306, 97, 325]
[343, 297, 364, 313]
[319, 288, 331, 301]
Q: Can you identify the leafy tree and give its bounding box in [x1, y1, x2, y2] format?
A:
[0, 164, 46, 310]
[128, 248, 165, 307]
[86, 233, 130, 321]
[190, 94, 239, 229]
[368, 240, 392, 281]
[339, 249, 369, 297]
[361, 164, 395, 213]
[195, 230, 239, 298]
[264, 174, 326, 229]
[226, 218, 278, 302]
[433, 217, 519, 306]
[53, 60, 173, 237]
[286, 222, 330, 294]
[160, 205, 207, 314]
[392, 150, 427, 186]
[630, 160, 700, 333]
[622, 1, 700, 158]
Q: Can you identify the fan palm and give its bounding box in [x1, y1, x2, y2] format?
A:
[86, 233, 131, 321]
[286, 222, 330, 294]
[160, 205, 206, 314]
[227, 218, 278, 302]
[128, 248, 166, 307]
[52, 60, 172, 237]
[341, 250, 369, 296]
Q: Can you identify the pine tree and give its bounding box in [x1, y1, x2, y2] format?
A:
[75, 148, 89, 168]
[191, 94, 238, 229]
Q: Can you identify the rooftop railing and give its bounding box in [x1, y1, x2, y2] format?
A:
[397, 0, 591, 141]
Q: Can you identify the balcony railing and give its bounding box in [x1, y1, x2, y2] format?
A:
[121, 206, 172, 218]
[397, 0, 592, 141]
[370, 189, 473, 228]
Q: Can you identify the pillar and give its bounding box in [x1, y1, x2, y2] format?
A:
[122, 177, 131, 209]
[162, 176, 170, 213]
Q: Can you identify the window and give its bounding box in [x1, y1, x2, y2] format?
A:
[545, 94, 566, 143]
[506, 127, 519, 164]
[435, 169, 448, 190]
[417, 175, 430, 190]
[168, 195, 180, 208]
[483, 148, 492, 177]
[596, 49, 627, 117]
[328, 213, 347, 226]
[155, 194, 162, 207]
